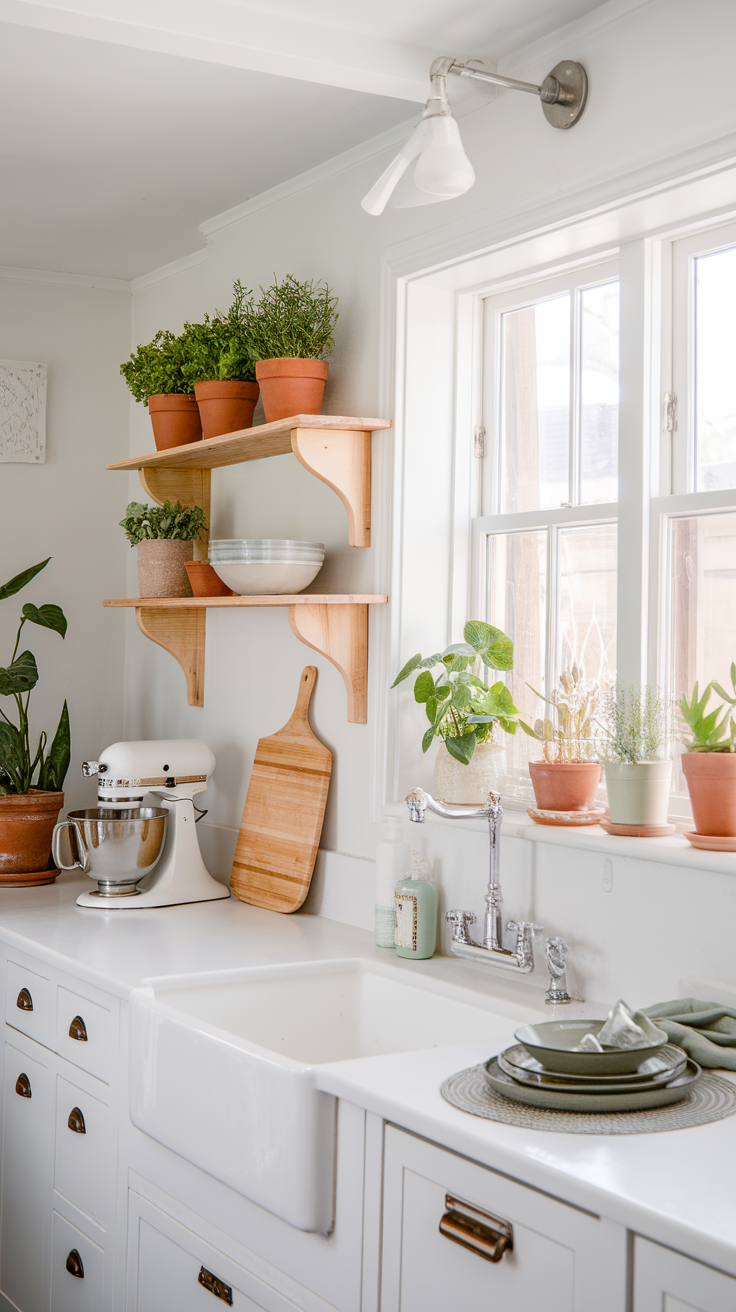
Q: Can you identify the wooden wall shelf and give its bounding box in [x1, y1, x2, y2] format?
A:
[108, 414, 392, 549]
[103, 595, 388, 723]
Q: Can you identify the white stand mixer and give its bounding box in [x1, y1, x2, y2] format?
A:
[71, 739, 230, 910]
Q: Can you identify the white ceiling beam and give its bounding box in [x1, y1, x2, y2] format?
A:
[0, 0, 441, 101]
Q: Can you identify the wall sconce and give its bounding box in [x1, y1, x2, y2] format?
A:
[361, 56, 588, 216]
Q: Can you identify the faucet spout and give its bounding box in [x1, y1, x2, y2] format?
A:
[405, 786, 500, 823]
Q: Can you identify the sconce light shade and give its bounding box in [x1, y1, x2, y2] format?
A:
[413, 116, 475, 198]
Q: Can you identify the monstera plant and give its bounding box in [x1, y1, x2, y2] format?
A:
[0, 558, 70, 880]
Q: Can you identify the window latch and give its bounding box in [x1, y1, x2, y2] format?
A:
[663, 392, 677, 432]
[473, 425, 486, 458]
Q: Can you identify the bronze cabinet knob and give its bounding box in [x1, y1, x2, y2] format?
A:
[68, 1015, 87, 1042]
[67, 1107, 86, 1134]
[65, 1249, 84, 1279]
[16, 988, 33, 1012]
[15, 1073, 31, 1099]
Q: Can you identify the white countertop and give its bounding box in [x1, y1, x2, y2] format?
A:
[2, 872, 735, 1277]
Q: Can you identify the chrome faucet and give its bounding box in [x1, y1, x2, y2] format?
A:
[405, 787, 543, 975]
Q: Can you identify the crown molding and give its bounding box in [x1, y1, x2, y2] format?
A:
[496, 0, 656, 75]
[131, 248, 208, 293]
[0, 263, 129, 291]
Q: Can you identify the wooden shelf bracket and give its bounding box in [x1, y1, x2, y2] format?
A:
[135, 606, 206, 707]
[291, 428, 371, 547]
[289, 603, 368, 723]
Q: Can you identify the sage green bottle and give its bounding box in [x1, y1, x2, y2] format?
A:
[395, 851, 438, 960]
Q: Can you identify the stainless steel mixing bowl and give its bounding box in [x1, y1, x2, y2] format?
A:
[51, 807, 168, 897]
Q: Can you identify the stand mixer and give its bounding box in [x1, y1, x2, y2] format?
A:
[52, 739, 230, 910]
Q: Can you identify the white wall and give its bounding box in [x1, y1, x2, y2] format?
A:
[0, 277, 131, 811]
[123, 0, 736, 1006]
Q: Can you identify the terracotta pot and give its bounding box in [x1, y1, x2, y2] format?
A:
[137, 540, 194, 598]
[681, 752, 736, 836]
[194, 381, 260, 440]
[604, 760, 673, 827]
[184, 561, 235, 598]
[255, 358, 328, 424]
[529, 760, 601, 811]
[0, 790, 64, 875]
[433, 741, 505, 804]
[148, 394, 202, 451]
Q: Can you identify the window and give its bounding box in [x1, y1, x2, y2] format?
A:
[476, 264, 619, 794]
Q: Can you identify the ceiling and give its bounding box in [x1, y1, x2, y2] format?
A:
[0, 0, 616, 281]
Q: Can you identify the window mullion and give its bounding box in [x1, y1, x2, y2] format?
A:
[545, 523, 559, 704]
[570, 286, 581, 506]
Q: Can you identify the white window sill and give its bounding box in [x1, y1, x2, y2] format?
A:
[386, 800, 735, 874]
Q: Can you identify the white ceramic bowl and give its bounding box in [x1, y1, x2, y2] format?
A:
[208, 539, 324, 561]
[210, 559, 323, 595]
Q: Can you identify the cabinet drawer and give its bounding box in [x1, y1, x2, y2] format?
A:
[130, 1192, 307, 1312]
[54, 1073, 114, 1228]
[381, 1128, 626, 1312]
[7, 958, 55, 1048]
[51, 1210, 105, 1312]
[56, 986, 115, 1081]
[1, 1040, 54, 1312]
[633, 1235, 736, 1310]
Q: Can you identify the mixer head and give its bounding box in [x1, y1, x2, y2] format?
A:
[82, 739, 215, 806]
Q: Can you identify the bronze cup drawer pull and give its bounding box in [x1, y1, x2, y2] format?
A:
[65, 1249, 84, 1279]
[15, 1073, 31, 1099]
[68, 1106, 86, 1134]
[198, 1266, 233, 1304]
[16, 988, 33, 1012]
[69, 1015, 87, 1042]
[439, 1195, 513, 1264]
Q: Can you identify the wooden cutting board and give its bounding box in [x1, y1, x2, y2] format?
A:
[230, 666, 332, 912]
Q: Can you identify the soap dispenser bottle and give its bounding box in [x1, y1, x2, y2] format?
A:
[374, 816, 410, 948]
[395, 851, 438, 960]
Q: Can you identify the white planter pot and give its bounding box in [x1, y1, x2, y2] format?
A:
[603, 760, 673, 826]
[433, 741, 504, 805]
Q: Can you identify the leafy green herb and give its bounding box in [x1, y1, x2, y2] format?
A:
[181, 281, 257, 386]
[392, 620, 536, 763]
[119, 501, 208, 547]
[243, 274, 338, 361]
[120, 329, 192, 405]
[598, 683, 670, 763]
[677, 679, 736, 752]
[0, 558, 70, 795]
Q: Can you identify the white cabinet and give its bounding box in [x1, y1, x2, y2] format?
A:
[380, 1126, 628, 1312]
[633, 1236, 736, 1311]
[50, 1210, 106, 1312]
[1, 1039, 54, 1312]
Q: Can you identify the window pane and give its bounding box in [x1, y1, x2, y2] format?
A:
[486, 530, 547, 796]
[670, 511, 736, 702]
[579, 282, 619, 504]
[558, 524, 617, 686]
[500, 296, 570, 513]
[695, 247, 736, 490]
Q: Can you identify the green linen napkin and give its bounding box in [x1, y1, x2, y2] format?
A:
[642, 998, 736, 1070]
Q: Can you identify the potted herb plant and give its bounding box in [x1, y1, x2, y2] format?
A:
[120, 329, 201, 451]
[182, 281, 260, 439]
[244, 275, 338, 423]
[0, 559, 70, 880]
[528, 665, 601, 813]
[120, 501, 208, 598]
[677, 670, 736, 836]
[392, 620, 537, 803]
[598, 684, 672, 827]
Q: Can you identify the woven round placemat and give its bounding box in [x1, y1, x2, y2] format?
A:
[440, 1063, 736, 1134]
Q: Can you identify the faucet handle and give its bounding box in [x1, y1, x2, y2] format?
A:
[544, 936, 572, 1005]
[506, 921, 543, 968]
[445, 909, 477, 945]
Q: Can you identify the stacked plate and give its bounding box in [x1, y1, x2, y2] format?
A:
[484, 1019, 700, 1112]
[208, 539, 325, 596]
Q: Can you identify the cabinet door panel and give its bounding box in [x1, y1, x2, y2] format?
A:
[6, 959, 55, 1049]
[1, 1039, 53, 1312]
[56, 987, 115, 1082]
[50, 1210, 104, 1312]
[634, 1236, 736, 1311]
[54, 1073, 114, 1228]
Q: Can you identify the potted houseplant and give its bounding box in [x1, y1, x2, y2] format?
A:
[528, 665, 601, 813]
[392, 620, 537, 804]
[120, 501, 208, 598]
[598, 684, 672, 828]
[244, 274, 338, 423]
[677, 670, 736, 836]
[120, 329, 201, 451]
[0, 559, 70, 880]
[182, 281, 260, 439]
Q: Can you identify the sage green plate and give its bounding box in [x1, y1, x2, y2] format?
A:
[514, 1019, 668, 1075]
[498, 1045, 687, 1093]
[484, 1056, 700, 1112]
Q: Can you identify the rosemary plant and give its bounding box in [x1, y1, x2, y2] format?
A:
[599, 684, 669, 763]
[244, 275, 338, 361]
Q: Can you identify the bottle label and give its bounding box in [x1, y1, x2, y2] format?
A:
[395, 892, 418, 950]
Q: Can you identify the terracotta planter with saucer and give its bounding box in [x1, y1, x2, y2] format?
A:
[681, 751, 736, 837]
[148, 394, 202, 451]
[194, 381, 260, 439]
[255, 359, 328, 424]
[529, 760, 601, 812]
[0, 790, 64, 883]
